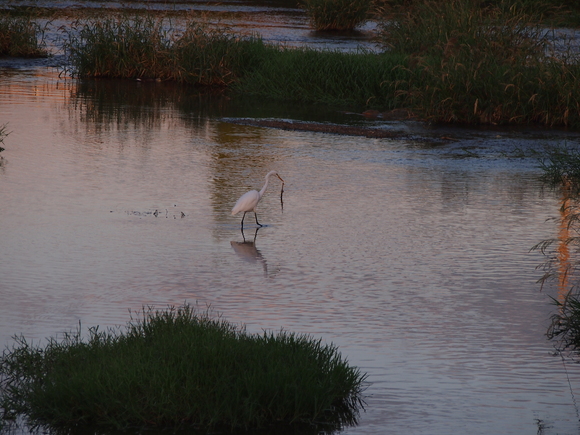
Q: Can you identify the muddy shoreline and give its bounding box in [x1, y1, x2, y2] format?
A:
[223, 111, 451, 143]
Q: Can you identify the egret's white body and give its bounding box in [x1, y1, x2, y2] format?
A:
[232, 170, 284, 228]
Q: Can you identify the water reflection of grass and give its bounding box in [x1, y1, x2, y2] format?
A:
[61, 14, 411, 111]
[0, 304, 366, 433]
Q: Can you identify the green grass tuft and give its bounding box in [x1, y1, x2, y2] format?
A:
[0, 304, 366, 432]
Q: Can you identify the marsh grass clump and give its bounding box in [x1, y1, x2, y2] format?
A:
[171, 23, 266, 86]
[377, 0, 580, 127]
[64, 16, 267, 86]
[0, 304, 366, 432]
[64, 15, 172, 81]
[56, 3, 580, 126]
[0, 15, 48, 57]
[237, 46, 409, 108]
[302, 0, 372, 30]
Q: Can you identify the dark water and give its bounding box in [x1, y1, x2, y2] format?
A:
[3, 3, 580, 434]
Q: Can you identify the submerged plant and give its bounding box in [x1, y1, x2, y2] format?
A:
[63, 15, 172, 80]
[0, 304, 366, 433]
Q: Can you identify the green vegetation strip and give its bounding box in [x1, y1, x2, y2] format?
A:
[5, 0, 580, 127]
[61, 1, 580, 128]
[0, 304, 366, 432]
[62, 16, 267, 87]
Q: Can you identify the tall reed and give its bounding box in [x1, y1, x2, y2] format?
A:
[377, 0, 580, 127]
[0, 15, 47, 57]
[60, 6, 580, 127]
[171, 22, 266, 86]
[63, 15, 267, 86]
[0, 304, 366, 432]
[66, 15, 171, 80]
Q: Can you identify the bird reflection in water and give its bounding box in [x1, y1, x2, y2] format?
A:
[230, 227, 278, 278]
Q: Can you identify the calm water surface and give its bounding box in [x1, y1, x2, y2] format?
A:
[3, 64, 580, 434]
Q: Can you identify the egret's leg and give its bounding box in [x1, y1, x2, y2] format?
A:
[255, 212, 263, 227]
[241, 212, 247, 229]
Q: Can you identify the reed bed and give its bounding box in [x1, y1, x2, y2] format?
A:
[63, 15, 408, 109]
[0, 14, 47, 57]
[377, 0, 580, 127]
[236, 47, 409, 108]
[0, 304, 366, 432]
[63, 16, 267, 86]
[548, 294, 580, 355]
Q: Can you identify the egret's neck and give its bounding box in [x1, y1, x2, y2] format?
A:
[259, 175, 271, 197]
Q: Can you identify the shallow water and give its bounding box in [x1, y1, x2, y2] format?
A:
[2, 63, 580, 435]
[3, 3, 580, 432]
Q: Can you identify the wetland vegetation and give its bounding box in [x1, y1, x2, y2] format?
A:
[0, 304, 366, 433]
[3, 0, 580, 429]
[534, 147, 580, 357]
[0, 14, 47, 57]
[2, 0, 580, 127]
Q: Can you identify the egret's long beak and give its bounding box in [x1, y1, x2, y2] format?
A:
[277, 175, 285, 183]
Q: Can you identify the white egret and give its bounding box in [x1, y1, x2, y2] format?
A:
[231, 171, 284, 228]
